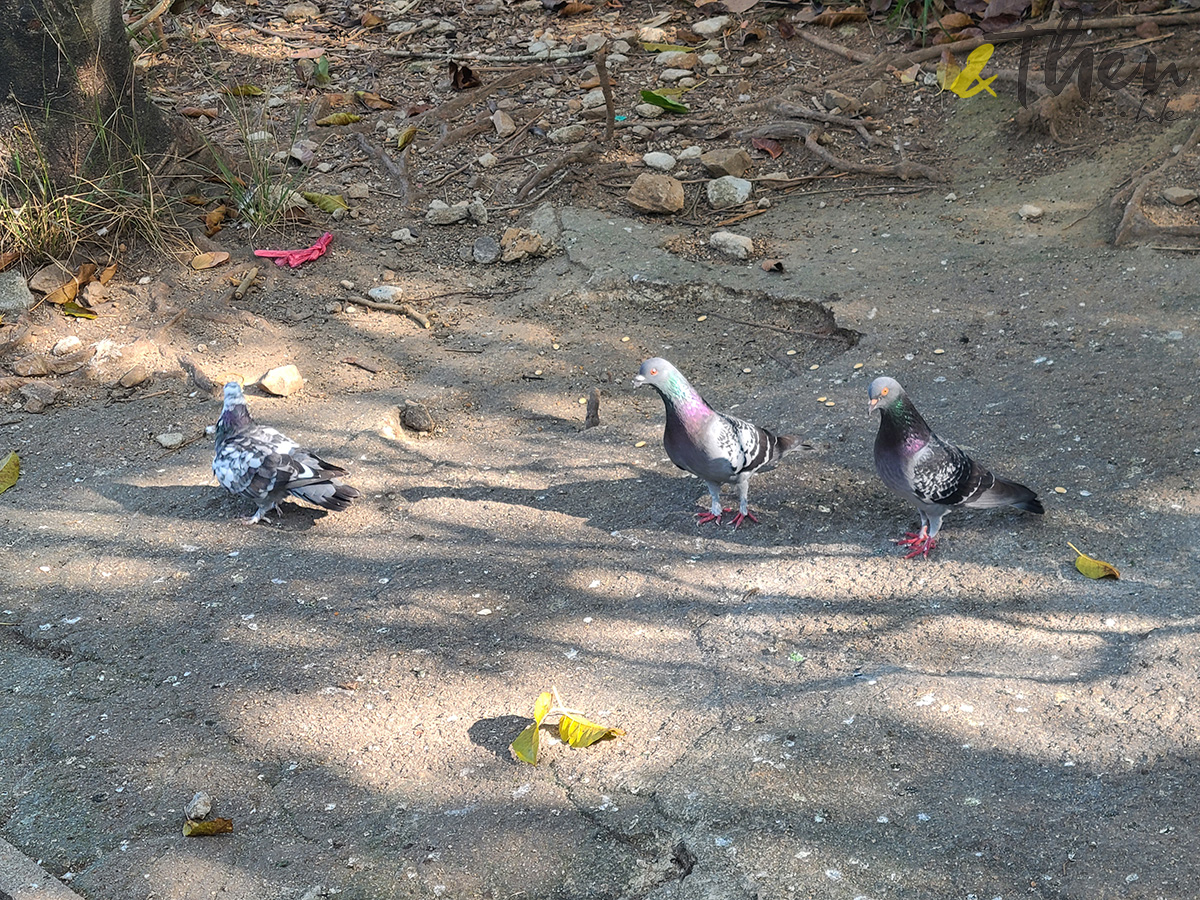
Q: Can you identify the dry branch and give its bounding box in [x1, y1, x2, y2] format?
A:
[1114, 122, 1200, 246]
[516, 141, 599, 201]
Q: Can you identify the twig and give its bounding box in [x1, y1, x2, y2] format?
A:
[233, 266, 259, 300]
[127, 0, 171, 37]
[594, 44, 616, 143]
[703, 310, 848, 341]
[352, 132, 409, 202]
[442, 346, 485, 353]
[803, 130, 944, 182]
[340, 295, 432, 327]
[343, 357, 382, 373]
[715, 208, 768, 227]
[430, 118, 536, 187]
[112, 389, 171, 403]
[797, 28, 875, 64]
[516, 141, 598, 201]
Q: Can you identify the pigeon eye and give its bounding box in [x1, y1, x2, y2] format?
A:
[650, 368, 658, 375]
[880, 387, 889, 397]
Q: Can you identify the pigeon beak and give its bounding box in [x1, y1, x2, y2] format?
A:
[868, 397, 878, 417]
[633, 374, 646, 387]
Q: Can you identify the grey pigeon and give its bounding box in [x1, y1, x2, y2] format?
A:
[213, 382, 359, 524]
[635, 357, 801, 528]
[868, 376, 1043, 558]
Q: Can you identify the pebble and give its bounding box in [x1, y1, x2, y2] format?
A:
[659, 69, 691, 83]
[693, 15, 732, 36]
[119, 365, 150, 388]
[627, 173, 685, 213]
[656, 51, 696, 69]
[642, 151, 677, 172]
[185, 791, 213, 820]
[391, 228, 419, 245]
[1054, 486, 1067, 493]
[701, 148, 753, 178]
[473, 236, 501, 264]
[477, 151, 498, 168]
[260, 364, 304, 396]
[706, 175, 752, 210]
[156, 432, 184, 449]
[634, 103, 665, 119]
[709, 231, 754, 259]
[493, 110, 516, 137]
[1163, 186, 1198, 206]
[402, 400, 435, 433]
[52, 336, 83, 356]
[678, 145, 703, 160]
[1018, 204, 1044, 220]
[20, 382, 60, 413]
[580, 88, 607, 109]
[283, 0, 319, 20]
[549, 124, 587, 144]
[346, 182, 369, 200]
[426, 199, 470, 225]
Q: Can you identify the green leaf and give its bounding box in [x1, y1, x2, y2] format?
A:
[60, 301, 97, 319]
[315, 54, 331, 86]
[640, 41, 694, 53]
[0, 452, 19, 495]
[639, 90, 689, 114]
[559, 713, 624, 749]
[222, 84, 265, 97]
[301, 191, 349, 213]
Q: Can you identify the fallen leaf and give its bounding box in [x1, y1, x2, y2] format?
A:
[406, 102, 434, 116]
[799, 5, 868, 25]
[0, 250, 18, 271]
[639, 89, 689, 113]
[205, 204, 228, 236]
[191, 251, 231, 270]
[752, 136, 784, 158]
[179, 106, 219, 118]
[1067, 542, 1120, 580]
[301, 191, 349, 213]
[449, 61, 481, 90]
[761, 258, 785, 272]
[937, 11, 974, 27]
[314, 54, 331, 86]
[640, 41, 695, 52]
[181, 194, 211, 206]
[221, 84, 264, 97]
[42, 279, 79, 305]
[61, 301, 97, 319]
[355, 90, 395, 110]
[396, 125, 418, 151]
[936, 51, 962, 92]
[558, 0, 593, 13]
[98, 263, 118, 284]
[510, 691, 553, 765]
[982, 0, 1029, 16]
[315, 112, 362, 126]
[0, 451, 19, 495]
[776, 18, 796, 39]
[322, 92, 355, 107]
[895, 62, 921, 84]
[183, 818, 234, 837]
[289, 46, 327, 58]
[360, 9, 383, 26]
[559, 713, 625, 749]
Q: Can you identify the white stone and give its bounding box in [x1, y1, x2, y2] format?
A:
[580, 88, 607, 109]
[642, 152, 677, 172]
[659, 68, 690, 83]
[678, 145, 703, 160]
[260, 364, 304, 396]
[369, 285, 403, 301]
[698, 51, 722, 66]
[710, 231, 754, 259]
[156, 432, 184, 449]
[477, 152, 498, 168]
[426, 199, 470, 225]
[635, 103, 665, 119]
[1018, 204, 1044, 220]
[656, 51, 695, 68]
[693, 15, 732, 37]
[52, 336, 83, 356]
[706, 176, 753, 209]
[549, 124, 587, 144]
[391, 228, 419, 244]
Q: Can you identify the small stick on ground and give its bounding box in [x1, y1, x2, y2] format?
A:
[803, 130, 945, 181]
[1115, 122, 1200, 246]
[127, 0, 171, 37]
[594, 44, 616, 143]
[352, 132, 410, 202]
[233, 266, 259, 301]
[797, 28, 876, 64]
[517, 141, 598, 201]
[341, 295, 432, 327]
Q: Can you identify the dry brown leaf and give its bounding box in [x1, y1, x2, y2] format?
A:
[98, 263, 118, 284]
[752, 136, 784, 159]
[76, 263, 97, 285]
[937, 11, 974, 28]
[724, 0, 761, 12]
[360, 9, 384, 25]
[180, 106, 219, 118]
[776, 18, 796, 39]
[558, 0, 594, 13]
[183, 818, 234, 836]
[42, 279, 79, 305]
[191, 251, 231, 270]
[801, 5, 867, 25]
[205, 205, 228, 236]
[322, 92, 355, 107]
[355, 90, 395, 110]
[0, 250, 19, 272]
[181, 194, 210, 206]
[449, 61, 481, 90]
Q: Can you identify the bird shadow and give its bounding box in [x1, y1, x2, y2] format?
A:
[93, 482, 332, 531]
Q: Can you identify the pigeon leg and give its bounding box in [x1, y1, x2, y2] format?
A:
[696, 483, 724, 525]
[726, 479, 758, 529]
[243, 503, 280, 525]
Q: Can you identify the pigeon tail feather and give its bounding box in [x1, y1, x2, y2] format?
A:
[290, 480, 360, 512]
[972, 476, 1044, 514]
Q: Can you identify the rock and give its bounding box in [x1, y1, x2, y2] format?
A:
[12, 354, 51, 377]
[0, 271, 34, 315]
[391, 228, 419, 244]
[156, 432, 184, 450]
[28, 260, 74, 294]
[639, 25, 668, 42]
[627, 173, 685, 214]
[500, 228, 547, 262]
[693, 15, 732, 37]
[634, 103, 665, 119]
[655, 51, 695, 69]
[426, 199, 470, 225]
[706, 176, 753, 209]
[260, 364, 304, 396]
[185, 792, 213, 821]
[740, 53, 762, 67]
[467, 198, 488, 225]
[1018, 204, 1044, 220]
[20, 381, 60, 413]
[701, 148, 753, 178]
[493, 110, 516, 137]
[697, 50, 722, 67]
[580, 88, 607, 109]
[402, 400, 435, 433]
[530, 202, 561, 243]
[1163, 187, 1198, 206]
[119, 365, 150, 388]
[678, 145, 703, 160]
[81, 281, 108, 306]
[52, 336, 83, 357]
[368, 286, 402, 302]
[823, 89, 861, 115]
[473, 236, 501, 264]
[642, 151, 676, 172]
[659, 68, 690, 83]
[477, 151, 498, 168]
[861, 80, 888, 103]
[346, 182, 370, 200]
[283, 1, 320, 19]
[710, 231, 754, 259]
[548, 124, 587, 144]
[13, 347, 94, 377]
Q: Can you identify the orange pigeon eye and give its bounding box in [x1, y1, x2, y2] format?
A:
[650, 368, 658, 375]
[880, 387, 889, 396]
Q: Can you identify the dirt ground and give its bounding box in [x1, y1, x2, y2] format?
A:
[4, 5, 1200, 899]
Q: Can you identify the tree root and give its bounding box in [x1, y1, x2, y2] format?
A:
[1114, 122, 1200, 246]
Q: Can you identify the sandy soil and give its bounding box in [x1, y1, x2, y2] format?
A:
[3, 8, 1200, 899]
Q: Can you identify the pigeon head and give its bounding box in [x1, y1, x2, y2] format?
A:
[216, 381, 252, 434]
[634, 357, 681, 392]
[868, 376, 906, 415]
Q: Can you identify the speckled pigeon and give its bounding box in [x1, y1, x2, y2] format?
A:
[636, 357, 802, 528]
[213, 382, 359, 524]
[868, 376, 1043, 558]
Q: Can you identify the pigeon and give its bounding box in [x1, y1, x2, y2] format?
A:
[635, 357, 802, 528]
[213, 382, 359, 524]
[868, 376, 1043, 558]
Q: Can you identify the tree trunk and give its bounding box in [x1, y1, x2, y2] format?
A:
[0, 0, 188, 191]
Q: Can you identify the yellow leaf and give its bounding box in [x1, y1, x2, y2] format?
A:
[533, 691, 552, 725]
[315, 112, 362, 126]
[1067, 542, 1120, 580]
[396, 125, 418, 151]
[183, 818, 234, 836]
[559, 713, 625, 749]
[301, 191, 349, 213]
[221, 84, 264, 97]
[61, 301, 97, 319]
[936, 54, 961, 93]
[0, 451, 19, 495]
[510, 691, 554, 765]
[191, 251, 231, 270]
[205, 204, 228, 235]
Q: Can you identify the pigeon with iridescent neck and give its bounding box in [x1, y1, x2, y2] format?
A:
[213, 382, 359, 524]
[635, 357, 802, 528]
[868, 376, 1043, 558]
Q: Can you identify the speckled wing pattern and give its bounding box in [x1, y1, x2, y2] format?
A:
[714, 413, 777, 477]
[214, 424, 352, 512]
[907, 437, 993, 508]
